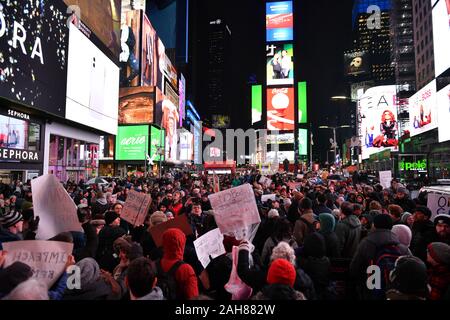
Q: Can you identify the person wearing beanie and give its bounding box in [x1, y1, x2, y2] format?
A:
[386, 255, 429, 300]
[252, 259, 306, 300]
[350, 213, 410, 300]
[359, 213, 374, 241]
[0, 209, 24, 250]
[112, 239, 144, 295]
[400, 212, 414, 228]
[335, 201, 362, 258]
[411, 206, 436, 263]
[297, 233, 332, 300]
[392, 225, 413, 248]
[293, 197, 318, 246]
[149, 211, 168, 228]
[96, 211, 126, 273]
[319, 213, 341, 258]
[432, 214, 450, 245]
[91, 191, 110, 216]
[159, 228, 198, 300]
[427, 242, 450, 300]
[394, 186, 416, 213]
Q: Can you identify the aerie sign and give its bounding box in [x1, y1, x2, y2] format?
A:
[120, 136, 146, 146]
[0, 12, 44, 64]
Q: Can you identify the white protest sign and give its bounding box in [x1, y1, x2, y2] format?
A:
[208, 184, 261, 237]
[259, 176, 272, 187]
[261, 194, 277, 203]
[120, 190, 152, 226]
[3, 240, 73, 288]
[427, 193, 450, 221]
[193, 228, 226, 269]
[31, 174, 82, 240]
[379, 170, 392, 189]
[297, 174, 304, 179]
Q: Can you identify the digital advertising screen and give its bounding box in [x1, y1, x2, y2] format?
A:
[267, 87, 295, 131]
[119, 87, 155, 124]
[0, 0, 69, 117]
[212, 115, 231, 129]
[120, 10, 142, 87]
[266, 151, 294, 163]
[141, 14, 158, 87]
[344, 51, 370, 76]
[298, 82, 308, 124]
[150, 125, 164, 161]
[115, 125, 149, 161]
[267, 133, 294, 145]
[66, 23, 120, 135]
[179, 74, 186, 126]
[432, 0, 450, 77]
[359, 85, 399, 160]
[64, 0, 122, 59]
[437, 85, 450, 143]
[209, 147, 222, 158]
[299, 128, 308, 156]
[266, 1, 293, 42]
[160, 85, 179, 162]
[179, 130, 194, 161]
[0, 115, 27, 150]
[409, 80, 438, 137]
[266, 43, 294, 86]
[252, 85, 263, 125]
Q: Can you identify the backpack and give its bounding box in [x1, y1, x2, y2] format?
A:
[155, 260, 186, 300]
[299, 217, 319, 234]
[368, 243, 402, 299]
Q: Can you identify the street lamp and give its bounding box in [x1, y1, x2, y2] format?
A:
[319, 125, 351, 165]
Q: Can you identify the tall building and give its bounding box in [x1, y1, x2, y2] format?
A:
[412, 0, 435, 90]
[390, 0, 416, 136]
[351, 0, 395, 84]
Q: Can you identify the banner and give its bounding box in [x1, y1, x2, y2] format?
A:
[120, 190, 152, 227]
[427, 193, 450, 221]
[259, 176, 273, 187]
[208, 184, 261, 236]
[149, 214, 193, 247]
[31, 174, 82, 240]
[3, 240, 73, 288]
[261, 194, 277, 203]
[379, 170, 392, 189]
[193, 228, 226, 269]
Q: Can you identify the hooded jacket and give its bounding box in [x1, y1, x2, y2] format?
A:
[335, 215, 362, 258]
[252, 284, 306, 300]
[349, 229, 410, 285]
[160, 228, 198, 300]
[96, 225, 126, 272]
[319, 213, 341, 259]
[411, 220, 436, 263]
[136, 287, 165, 300]
[293, 209, 316, 246]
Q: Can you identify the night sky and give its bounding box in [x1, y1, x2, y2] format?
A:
[191, 0, 355, 162]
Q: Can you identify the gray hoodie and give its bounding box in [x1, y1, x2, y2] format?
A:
[136, 287, 165, 300]
[335, 215, 362, 259]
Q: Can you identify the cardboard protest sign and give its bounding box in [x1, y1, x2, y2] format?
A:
[427, 193, 450, 221]
[31, 174, 82, 240]
[379, 170, 392, 189]
[259, 176, 272, 187]
[120, 190, 152, 226]
[261, 194, 277, 203]
[3, 240, 73, 288]
[193, 228, 226, 269]
[208, 184, 261, 235]
[287, 182, 301, 190]
[149, 214, 193, 247]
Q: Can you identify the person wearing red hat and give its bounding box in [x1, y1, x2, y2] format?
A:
[252, 258, 306, 300]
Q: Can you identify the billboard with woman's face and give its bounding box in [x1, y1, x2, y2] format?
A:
[266, 43, 294, 86]
[409, 80, 437, 137]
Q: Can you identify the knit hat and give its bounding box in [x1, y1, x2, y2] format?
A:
[427, 242, 450, 266]
[396, 186, 408, 194]
[373, 214, 393, 230]
[319, 213, 335, 234]
[267, 258, 296, 288]
[104, 211, 120, 225]
[389, 255, 428, 296]
[268, 209, 279, 219]
[434, 214, 450, 227]
[414, 206, 432, 219]
[76, 258, 100, 286]
[392, 225, 412, 247]
[150, 211, 168, 227]
[400, 212, 412, 224]
[0, 209, 23, 228]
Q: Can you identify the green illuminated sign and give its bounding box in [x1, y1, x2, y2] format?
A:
[399, 159, 427, 172]
[115, 125, 149, 161]
[298, 82, 308, 124]
[150, 126, 164, 161]
[252, 85, 262, 124]
[299, 128, 308, 156]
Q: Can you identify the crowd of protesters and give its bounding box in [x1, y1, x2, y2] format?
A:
[0, 169, 449, 301]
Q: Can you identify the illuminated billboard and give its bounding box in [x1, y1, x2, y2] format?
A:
[359, 85, 399, 160]
[179, 74, 186, 126]
[267, 87, 295, 131]
[150, 125, 164, 161]
[115, 125, 149, 161]
[409, 80, 438, 137]
[252, 85, 263, 124]
[344, 51, 370, 76]
[266, 43, 294, 86]
[266, 151, 294, 163]
[432, 0, 450, 77]
[267, 133, 294, 144]
[298, 82, 308, 124]
[266, 1, 293, 42]
[299, 129, 308, 156]
[437, 84, 450, 143]
[119, 87, 154, 124]
[141, 14, 158, 87]
[179, 130, 194, 161]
